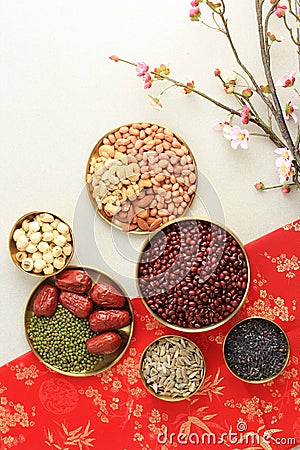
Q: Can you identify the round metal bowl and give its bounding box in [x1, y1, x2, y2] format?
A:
[136, 217, 250, 333]
[139, 334, 206, 401]
[223, 316, 290, 383]
[9, 211, 75, 278]
[85, 122, 198, 234]
[24, 265, 134, 377]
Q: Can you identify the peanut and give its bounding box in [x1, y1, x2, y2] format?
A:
[87, 123, 197, 232]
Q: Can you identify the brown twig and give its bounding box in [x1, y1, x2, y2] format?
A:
[256, 0, 298, 161]
[218, 7, 277, 116]
[264, 0, 281, 59]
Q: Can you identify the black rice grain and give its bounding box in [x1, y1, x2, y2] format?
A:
[224, 317, 289, 381]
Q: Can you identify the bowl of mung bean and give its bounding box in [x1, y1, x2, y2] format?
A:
[223, 317, 290, 383]
[139, 335, 206, 401]
[136, 217, 250, 332]
[24, 265, 134, 376]
[85, 122, 198, 234]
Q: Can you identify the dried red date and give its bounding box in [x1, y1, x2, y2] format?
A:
[89, 310, 130, 332]
[33, 284, 58, 317]
[86, 332, 122, 354]
[59, 291, 93, 319]
[90, 282, 125, 308]
[55, 269, 92, 294]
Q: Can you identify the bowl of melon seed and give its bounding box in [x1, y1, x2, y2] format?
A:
[24, 265, 134, 376]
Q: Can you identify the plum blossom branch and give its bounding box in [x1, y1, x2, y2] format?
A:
[109, 0, 300, 192]
[112, 57, 286, 148]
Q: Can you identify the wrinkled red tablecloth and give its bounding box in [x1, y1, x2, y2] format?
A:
[1, 220, 300, 450]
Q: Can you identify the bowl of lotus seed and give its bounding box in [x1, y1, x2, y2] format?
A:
[139, 335, 206, 401]
[9, 211, 74, 277]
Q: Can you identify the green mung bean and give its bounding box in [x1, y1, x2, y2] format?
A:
[28, 303, 101, 372]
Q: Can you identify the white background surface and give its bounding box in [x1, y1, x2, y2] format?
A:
[0, 0, 299, 366]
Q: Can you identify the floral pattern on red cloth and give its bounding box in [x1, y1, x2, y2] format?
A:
[1, 220, 300, 450]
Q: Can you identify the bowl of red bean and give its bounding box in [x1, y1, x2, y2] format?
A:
[86, 122, 197, 233]
[136, 217, 250, 332]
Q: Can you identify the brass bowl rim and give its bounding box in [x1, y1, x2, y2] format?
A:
[223, 315, 290, 384]
[136, 216, 251, 333]
[8, 210, 75, 278]
[139, 334, 206, 401]
[85, 121, 198, 235]
[24, 264, 134, 377]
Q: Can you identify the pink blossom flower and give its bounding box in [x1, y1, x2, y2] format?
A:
[109, 55, 119, 62]
[240, 104, 251, 124]
[274, 147, 295, 183]
[274, 147, 294, 161]
[277, 70, 296, 88]
[214, 121, 249, 148]
[222, 124, 233, 140]
[148, 94, 163, 111]
[285, 101, 298, 123]
[213, 121, 224, 132]
[143, 72, 152, 89]
[227, 125, 249, 149]
[275, 3, 287, 18]
[254, 181, 265, 190]
[136, 62, 149, 77]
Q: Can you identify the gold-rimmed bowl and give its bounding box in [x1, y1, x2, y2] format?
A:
[223, 316, 290, 383]
[85, 122, 198, 234]
[24, 265, 134, 377]
[9, 211, 74, 278]
[136, 217, 250, 333]
[139, 335, 206, 401]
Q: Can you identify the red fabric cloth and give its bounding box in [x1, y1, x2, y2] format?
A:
[1, 220, 300, 450]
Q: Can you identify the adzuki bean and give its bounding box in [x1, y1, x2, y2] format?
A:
[137, 219, 249, 329]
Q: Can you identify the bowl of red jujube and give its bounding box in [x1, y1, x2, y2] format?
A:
[137, 218, 250, 332]
[25, 266, 133, 376]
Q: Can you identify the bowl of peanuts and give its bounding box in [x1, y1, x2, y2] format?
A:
[86, 122, 198, 233]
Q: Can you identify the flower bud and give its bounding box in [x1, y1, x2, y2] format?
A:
[154, 64, 170, 78]
[281, 184, 291, 194]
[267, 31, 281, 42]
[214, 68, 221, 77]
[184, 81, 195, 94]
[190, 7, 201, 20]
[224, 85, 234, 94]
[242, 88, 253, 98]
[260, 84, 271, 94]
[109, 55, 119, 62]
[254, 182, 265, 191]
